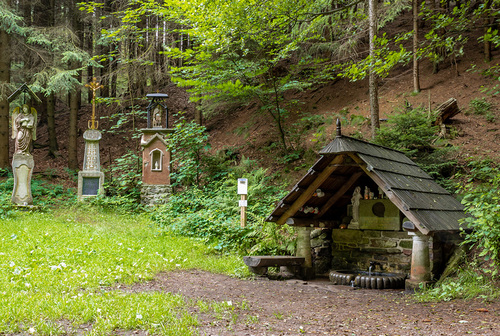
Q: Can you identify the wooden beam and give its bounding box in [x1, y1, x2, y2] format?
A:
[276, 155, 345, 225]
[285, 217, 337, 228]
[314, 171, 364, 219]
[347, 153, 430, 235]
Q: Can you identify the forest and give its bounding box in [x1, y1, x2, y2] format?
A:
[1, 0, 499, 166]
[0, 0, 500, 330]
[0, 0, 500, 335]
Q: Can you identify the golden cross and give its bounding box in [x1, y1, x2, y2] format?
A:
[85, 77, 103, 129]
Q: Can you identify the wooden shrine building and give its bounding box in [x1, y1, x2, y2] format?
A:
[267, 121, 466, 289]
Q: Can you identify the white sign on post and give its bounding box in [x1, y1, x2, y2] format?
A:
[237, 178, 248, 195]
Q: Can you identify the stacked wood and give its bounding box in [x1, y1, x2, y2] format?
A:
[434, 98, 461, 126]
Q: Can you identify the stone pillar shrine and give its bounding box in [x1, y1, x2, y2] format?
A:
[8, 84, 42, 206]
[140, 93, 174, 205]
[77, 78, 105, 200]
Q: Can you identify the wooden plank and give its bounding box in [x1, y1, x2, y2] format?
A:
[285, 217, 337, 228]
[314, 171, 364, 218]
[347, 153, 430, 235]
[243, 256, 305, 267]
[276, 155, 345, 225]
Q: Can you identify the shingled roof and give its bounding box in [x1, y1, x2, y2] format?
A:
[267, 125, 465, 235]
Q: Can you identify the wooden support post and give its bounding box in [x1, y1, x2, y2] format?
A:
[240, 194, 247, 227]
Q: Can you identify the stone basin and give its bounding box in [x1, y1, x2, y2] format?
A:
[329, 270, 406, 289]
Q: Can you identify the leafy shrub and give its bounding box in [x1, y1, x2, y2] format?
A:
[0, 175, 15, 219]
[374, 107, 438, 156]
[374, 107, 457, 190]
[459, 165, 500, 276]
[0, 170, 77, 217]
[168, 113, 210, 187]
[415, 262, 500, 302]
[151, 168, 294, 254]
[104, 150, 143, 200]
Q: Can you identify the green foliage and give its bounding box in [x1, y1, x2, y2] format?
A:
[468, 98, 493, 115]
[341, 33, 412, 81]
[168, 113, 210, 187]
[0, 179, 15, 219]
[468, 98, 496, 122]
[415, 262, 500, 302]
[374, 107, 438, 156]
[102, 104, 147, 135]
[94, 151, 143, 213]
[374, 107, 457, 190]
[0, 172, 76, 217]
[151, 168, 293, 255]
[459, 165, 500, 276]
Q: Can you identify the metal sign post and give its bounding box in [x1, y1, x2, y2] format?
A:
[238, 178, 248, 227]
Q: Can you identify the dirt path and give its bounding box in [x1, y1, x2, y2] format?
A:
[122, 270, 499, 335]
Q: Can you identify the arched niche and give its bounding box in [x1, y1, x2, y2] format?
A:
[150, 148, 163, 172]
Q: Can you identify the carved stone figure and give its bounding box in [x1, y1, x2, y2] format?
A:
[11, 104, 37, 155]
[348, 186, 362, 229]
[152, 106, 162, 128]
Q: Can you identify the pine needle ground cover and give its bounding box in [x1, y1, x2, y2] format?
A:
[0, 207, 246, 335]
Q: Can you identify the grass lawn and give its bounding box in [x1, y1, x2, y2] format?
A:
[0, 206, 248, 335]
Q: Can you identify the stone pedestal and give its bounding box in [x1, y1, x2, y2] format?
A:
[296, 227, 315, 279]
[140, 184, 172, 205]
[11, 153, 34, 205]
[78, 129, 105, 200]
[405, 232, 432, 290]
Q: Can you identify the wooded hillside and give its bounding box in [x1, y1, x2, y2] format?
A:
[0, 0, 499, 179]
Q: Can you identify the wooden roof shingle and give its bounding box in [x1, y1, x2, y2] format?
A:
[268, 132, 466, 235]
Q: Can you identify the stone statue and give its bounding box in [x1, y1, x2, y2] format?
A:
[349, 186, 362, 229]
[11, 104, 37, 155]
[152, 106, 162, 128]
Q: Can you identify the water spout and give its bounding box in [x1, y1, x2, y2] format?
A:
[368, 261, 381, 276]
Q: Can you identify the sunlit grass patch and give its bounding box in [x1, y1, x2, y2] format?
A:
[0, 206, 248, 335]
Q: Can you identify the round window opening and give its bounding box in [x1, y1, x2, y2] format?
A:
[372, 202, 386, 217]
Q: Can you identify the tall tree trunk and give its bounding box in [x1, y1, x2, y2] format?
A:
[47, 92, 58, 157]
[413, 0, 421, 93]
[368, 0, 379, 139]
[484, 0, 492, 62]
[68, 85, 79, 170]
[68, 5, 82, 170]
[0, 15, 11, 168]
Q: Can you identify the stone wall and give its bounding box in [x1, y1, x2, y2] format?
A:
[141, 184, 172, 206]
[310, 228, 332, 275]
[330, 229, 413, 274]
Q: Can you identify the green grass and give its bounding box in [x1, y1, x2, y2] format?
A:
[414, 265, 500, 302]
[0, 206, 249, 335]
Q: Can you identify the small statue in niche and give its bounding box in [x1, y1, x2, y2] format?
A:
[152, 106, 162, 128]
[12, 104, 37, 155]
[349, 186, 362, 229]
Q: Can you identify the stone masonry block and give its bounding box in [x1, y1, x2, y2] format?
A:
[399, 240, 413, 249]
[370, 239, 397, 248]
[363, 230, 382, 238]
[382, 231, 410, 239]
[332, 229, 363, 243]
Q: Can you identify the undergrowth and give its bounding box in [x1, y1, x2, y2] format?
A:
[150, 168, 296, 255]
[416, 161, 500, 302]
[415, 262, 500, 302]
[374, 106, 458, 190]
